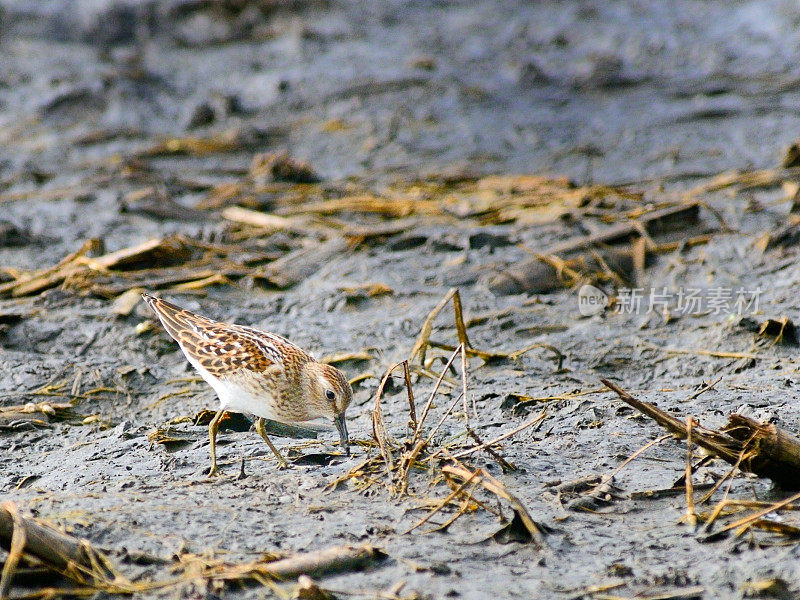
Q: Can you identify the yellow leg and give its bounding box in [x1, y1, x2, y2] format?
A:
[255, 418, 289, 469]
[207, 409, 225, 477]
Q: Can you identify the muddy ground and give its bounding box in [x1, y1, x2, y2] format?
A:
[2, 1, 800, 599]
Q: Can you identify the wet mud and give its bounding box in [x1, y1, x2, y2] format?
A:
[2, 1, 800, 599]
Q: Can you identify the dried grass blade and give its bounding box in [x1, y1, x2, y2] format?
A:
[397, 392, 463, 496]
[447, 411, 547, 460]
[450, 288, 473, 351]
[238, 544, 384, 581]
[460, 342, 470, 421]
[409, 289, 457, 365]
[684, 417, 697, 527]
[441, 465, 546, 548]
[711, 489, 800, 537]
[405, 470, 481, 534]
[371, 403, 394, 478]
[413, 345, 462, 442]
[0, 503, 26, 598]
[424, 487, 479, 534]
[403, 361, 416, 430]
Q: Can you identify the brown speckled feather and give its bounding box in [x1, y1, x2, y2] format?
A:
[142, 294, 311, 379]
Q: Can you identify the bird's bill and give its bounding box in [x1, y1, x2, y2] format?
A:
[334, 412, 350, 455]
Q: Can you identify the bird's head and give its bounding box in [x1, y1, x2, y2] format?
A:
[302, 362, 353, 454]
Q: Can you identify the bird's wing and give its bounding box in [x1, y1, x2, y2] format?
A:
[142, 294, 285, 378]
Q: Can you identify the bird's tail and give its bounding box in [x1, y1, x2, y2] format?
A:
[141, 293, 212, 343]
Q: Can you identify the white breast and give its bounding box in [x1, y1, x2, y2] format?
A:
[184, 354, 280, 421]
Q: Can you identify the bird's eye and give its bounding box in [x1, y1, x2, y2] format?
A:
[326, 389, 336, 401]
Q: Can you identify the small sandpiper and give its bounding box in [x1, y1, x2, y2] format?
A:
[142, 293, 353, 475]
